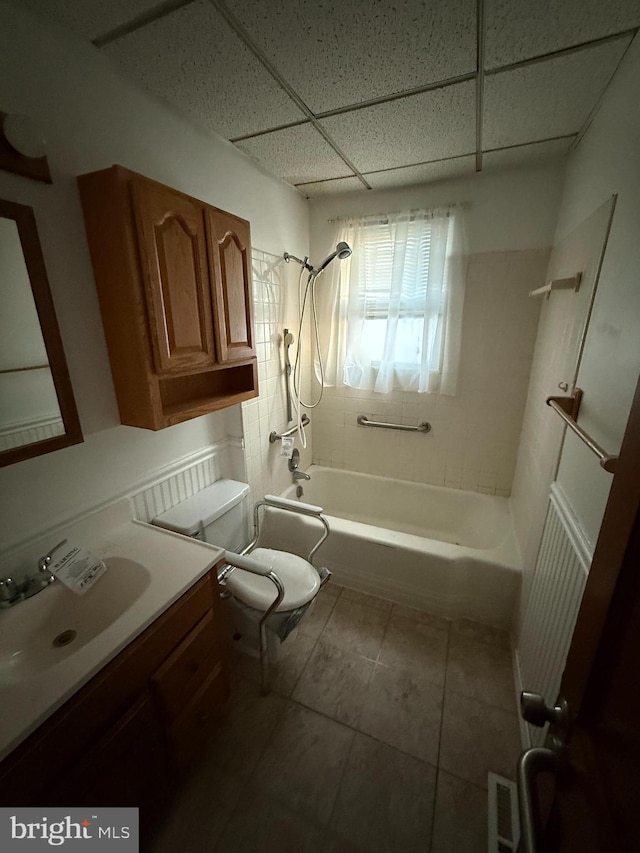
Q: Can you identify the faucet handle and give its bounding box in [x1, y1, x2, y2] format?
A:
[0, 578, 18, 602]
[38, 539, 68, 573]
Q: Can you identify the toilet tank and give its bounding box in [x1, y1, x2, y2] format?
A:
[151, 479, 250, 551]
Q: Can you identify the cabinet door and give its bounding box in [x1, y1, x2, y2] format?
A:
[133, 178, 216, 375]
[207, 207, 255, 362]
[45, 693, 171, 835]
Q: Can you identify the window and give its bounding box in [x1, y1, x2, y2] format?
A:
[318, 207, 466, 395]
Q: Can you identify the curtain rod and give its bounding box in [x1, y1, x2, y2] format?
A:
[327, 202, 468, 225]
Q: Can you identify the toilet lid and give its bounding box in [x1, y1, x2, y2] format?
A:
[225, 548, 320, 612]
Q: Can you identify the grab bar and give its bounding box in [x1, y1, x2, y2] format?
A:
[357, 414, 431, 433]
[269, 414, 310, 443]
[546, 390, 617, 473]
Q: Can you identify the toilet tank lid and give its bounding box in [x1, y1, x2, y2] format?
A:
[151, 479, 250, 536]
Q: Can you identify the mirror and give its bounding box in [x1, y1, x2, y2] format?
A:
[0, 199, 82, 466]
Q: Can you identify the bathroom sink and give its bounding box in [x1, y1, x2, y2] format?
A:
[0, 557, 151, 684]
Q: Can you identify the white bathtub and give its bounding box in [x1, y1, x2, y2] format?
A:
[261, 466, 521, 630]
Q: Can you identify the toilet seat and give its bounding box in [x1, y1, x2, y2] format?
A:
[225, 548, 320, 612]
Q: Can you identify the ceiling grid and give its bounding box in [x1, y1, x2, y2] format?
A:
[19, 0, 640, 196]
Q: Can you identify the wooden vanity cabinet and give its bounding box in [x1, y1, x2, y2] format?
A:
[78, 166, 258, 430]
[0, 566, 229, 825]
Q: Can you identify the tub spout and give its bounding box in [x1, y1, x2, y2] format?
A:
[293, 470, 311, 481]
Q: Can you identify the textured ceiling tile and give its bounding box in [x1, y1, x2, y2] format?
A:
[320, 81, 476, 174]
[365, 156, 477, 189]
[22, 0, 165, 40]
[483, 138, 574, 171]
[485, 0, 640, 69]
[483, 38, 630, 150]
[296, 177, 365, 197]
[235, 125, 351, 185]
[232, 0, 477, 113]
[103, 1, 305, 139]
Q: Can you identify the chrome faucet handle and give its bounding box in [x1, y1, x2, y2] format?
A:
[0, 578, 18, 602]
[38, 539, 68, 573]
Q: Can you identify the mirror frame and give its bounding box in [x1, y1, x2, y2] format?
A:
[0, 198, 83, 467]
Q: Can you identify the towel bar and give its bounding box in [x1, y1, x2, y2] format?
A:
[546, 390, 617, 473]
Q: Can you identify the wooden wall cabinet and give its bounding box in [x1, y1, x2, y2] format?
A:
[78, 166, 258, 430]
[0, 567, 230, 832]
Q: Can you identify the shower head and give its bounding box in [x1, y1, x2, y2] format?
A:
[284, 242, 352, 276]
[316, 241, 352, 273]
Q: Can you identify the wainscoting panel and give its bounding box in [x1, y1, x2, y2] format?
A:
[517, 485, 591, 746]
[131, 439, 245, 523]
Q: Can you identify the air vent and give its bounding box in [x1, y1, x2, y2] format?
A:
[488, 772, 520, 853]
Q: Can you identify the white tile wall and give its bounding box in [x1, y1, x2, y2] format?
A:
[241, 249, 313, 507]
[311, 248, 549, 495]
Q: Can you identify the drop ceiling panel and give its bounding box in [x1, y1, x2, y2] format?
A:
[320, 81, 475, 174]
[231, 0, 477, 113]
[297, 177, 365, 198]
[483, 138, 575, 171]
[485, 0, 640, 69]
[22, 0, 165, 40]
[104, 0, 306, 139]
[483, 38, 630, 150]
[235, 125, 353, 185]
[365, 156, 476, 189]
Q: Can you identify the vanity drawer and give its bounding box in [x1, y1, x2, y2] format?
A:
[167, 662, 229, 769]
[152, 608, 220, 721]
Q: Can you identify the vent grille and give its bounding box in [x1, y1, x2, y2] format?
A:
[488, 772, 520, 852]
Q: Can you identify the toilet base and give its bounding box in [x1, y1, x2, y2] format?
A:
[225, 595, 318, 664]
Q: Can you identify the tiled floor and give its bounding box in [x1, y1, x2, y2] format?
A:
[149, 584, 522, 853]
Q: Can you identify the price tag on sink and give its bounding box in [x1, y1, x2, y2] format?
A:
[50, 543, 107, 595]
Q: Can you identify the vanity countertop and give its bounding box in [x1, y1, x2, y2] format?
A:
[0, 517, 224, 762]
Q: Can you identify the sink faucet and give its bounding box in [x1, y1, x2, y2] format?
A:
[0, 540, 65, 609]
[292, 470, 311, 481]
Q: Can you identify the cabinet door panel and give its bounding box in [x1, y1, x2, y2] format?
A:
[134, 179, 216, 374]
[207, 208, 255, 362]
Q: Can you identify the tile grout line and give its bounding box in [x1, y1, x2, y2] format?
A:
[286, 586, 343, 697]
[429, 622, 452, 852]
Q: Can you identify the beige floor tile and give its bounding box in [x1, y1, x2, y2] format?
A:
[321, 597, 390, 659]
[149, 761, 241, 853]
[300, 589, 340, 639]
[215, 788, 326, 853]
[230, 631, 317, 697]
[339, 587, 393, 612]
[439, 690, 521, 789]
[390, 602, 451, 632]
[431, 769, 487, 853]
[378, 614, 449, 682]
[446, 632, 515, 711]
[358, 662, 444, 765]
[292, 639, 375, 726]
[252, 702, 355, 825]
[321, 581, 343, 599]
[329, 732, 437, 853]
[451, 617, 510, 650]
[203, 677, 286, 779]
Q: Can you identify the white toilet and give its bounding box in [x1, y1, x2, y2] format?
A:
[151, 479, 326, 668]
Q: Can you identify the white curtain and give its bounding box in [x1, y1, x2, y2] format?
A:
[316, 207, 466, 395]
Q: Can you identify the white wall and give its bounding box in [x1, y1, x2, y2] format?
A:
[552, 34, 640, 548]
[0, 2, 308, 550]
[512, 33, 640, 626]
[309, 165, 565, 261]
[307, 166, 564, 493]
